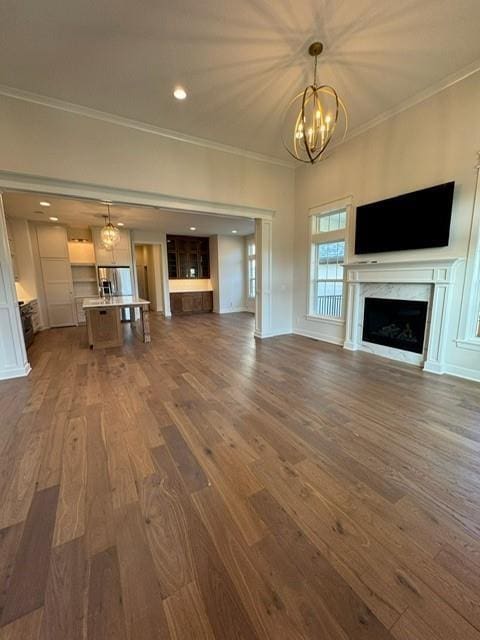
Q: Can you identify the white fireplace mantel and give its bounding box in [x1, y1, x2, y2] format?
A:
[343, 257, 464, 374]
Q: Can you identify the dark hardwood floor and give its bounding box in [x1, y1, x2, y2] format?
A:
[0, 312, 479, 639]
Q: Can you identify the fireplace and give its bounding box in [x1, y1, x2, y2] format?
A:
[362, 297, 428, 354]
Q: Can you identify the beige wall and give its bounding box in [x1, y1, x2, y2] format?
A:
[0, 94, 295, 335]
[294, 70, 480, 380]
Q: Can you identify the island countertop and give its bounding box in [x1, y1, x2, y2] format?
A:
[82, 296, 150, 309]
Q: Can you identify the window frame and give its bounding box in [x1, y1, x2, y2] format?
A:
[306, 197, 352, 324]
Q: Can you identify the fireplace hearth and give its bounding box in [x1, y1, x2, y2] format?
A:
[362, 297, 428, 354]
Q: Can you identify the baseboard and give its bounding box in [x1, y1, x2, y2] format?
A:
[423, 361, 445, 375]
[219, 307, 249, 314]
[254, 328, 292, 339]
[293, 329, 344, 346]
[0, 362, 31, 380]
[443, 363, 480, 383]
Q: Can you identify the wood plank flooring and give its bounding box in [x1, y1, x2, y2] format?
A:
[0, 312, 479, 639]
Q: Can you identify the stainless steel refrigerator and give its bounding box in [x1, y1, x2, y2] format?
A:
[97, 266, 133, 320]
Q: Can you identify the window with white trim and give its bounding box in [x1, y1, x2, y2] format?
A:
[247, 237, 256, 299]
[309, 208, 347, 319]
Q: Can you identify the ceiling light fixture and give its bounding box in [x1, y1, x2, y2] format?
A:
[40, 201, 51, 207]
[173, 86, 187, 100]
[49, 216, 58, 221]
[283, 42, 347, 164]
[232, 230, 238, 234]
[100, 203, 120, 250]
[117, 222, 124, 227]
[189, 226, 196, 231]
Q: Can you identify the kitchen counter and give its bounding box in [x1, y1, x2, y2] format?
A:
[83, 296, 151, 347]
[82, 296, 149, 308]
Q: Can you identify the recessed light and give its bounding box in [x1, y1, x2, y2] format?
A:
[117, 222, 124, 227]
[232, 229, 238, 234]
[189, 226, 196, 231]
[173, 86, 187, 100]
[40, 201, 51, 207]
[49, 216, 58, 221]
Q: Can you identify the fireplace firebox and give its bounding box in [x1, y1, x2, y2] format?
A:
[362, 297, 428, 354]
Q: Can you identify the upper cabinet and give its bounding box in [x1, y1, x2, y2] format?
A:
[167, 235, 210, 279]
[91, 227, 132, 266]
[36, 224, 69, 258]
[68, 241, 96, 265]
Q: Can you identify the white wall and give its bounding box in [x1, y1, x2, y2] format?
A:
[294, 70, 480, 380]
[213, 235, 247, 313]
[0, 94, 294, 337]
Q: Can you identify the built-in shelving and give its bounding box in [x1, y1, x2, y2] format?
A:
[71, 264, 98, 324]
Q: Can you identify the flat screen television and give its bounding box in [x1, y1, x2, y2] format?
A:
[355, 181, 454, 254]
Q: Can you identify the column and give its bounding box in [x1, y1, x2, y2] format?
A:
[0, 193, 30, 379]
[254, 218, 273, 338]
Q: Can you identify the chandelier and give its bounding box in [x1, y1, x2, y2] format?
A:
[283, 42, 347, 164]
[100, 202, 120, 250]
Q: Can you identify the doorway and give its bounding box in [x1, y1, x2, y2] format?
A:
[134, 243, 165, 313]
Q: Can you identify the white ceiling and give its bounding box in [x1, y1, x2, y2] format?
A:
[1, 1, 480, 159]
[3, 191, 255, 236]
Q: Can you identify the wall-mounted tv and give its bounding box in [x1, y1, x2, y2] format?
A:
[355, 181, 454, 254]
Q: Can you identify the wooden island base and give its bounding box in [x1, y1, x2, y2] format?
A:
[83, 297, 151, 348]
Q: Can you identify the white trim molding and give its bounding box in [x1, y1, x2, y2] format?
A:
[343, 258, 464, 374]
[0, 170, 275, 222]
[0, 193, 31, 380]
[254, 219, 273, 339]
[293, 328, 344, 346]
[456, 152, 480, 343]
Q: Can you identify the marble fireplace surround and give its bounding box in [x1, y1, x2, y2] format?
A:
[343, 258, 463, 374]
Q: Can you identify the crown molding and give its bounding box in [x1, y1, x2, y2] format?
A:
[0, 56, 478, 172]
[0, 84, 294, 169]
[336, 57, 480, 149]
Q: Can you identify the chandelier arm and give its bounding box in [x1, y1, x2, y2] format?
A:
[301, 86, 315, 164]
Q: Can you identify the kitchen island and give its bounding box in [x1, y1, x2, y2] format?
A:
[83, 296, 150, 348]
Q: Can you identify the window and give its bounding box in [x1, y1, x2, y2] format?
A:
[309, 208, 347, 319]
[247, 238, 256, 299]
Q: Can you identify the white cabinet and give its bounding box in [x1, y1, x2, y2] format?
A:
[68, 241, 96, 265]
[36, 225, 76, 327]
[36, 225, 69, 258]
[92, 227, 132, 266]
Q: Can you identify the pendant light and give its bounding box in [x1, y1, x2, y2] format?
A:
[100, 202, 120, 250]
[283, 42, 348, 164]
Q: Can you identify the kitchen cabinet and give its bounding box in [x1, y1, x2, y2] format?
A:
[92, 227, 132, 267]
[29, 300, 41, 332]
[170, 291, 213, 315]
[68, 241, 95, 265]
[167, 235, 210, 279]
[36, 225, 69, 258]
[86, 307, 123, 349]
[35, 224, 76, 327]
